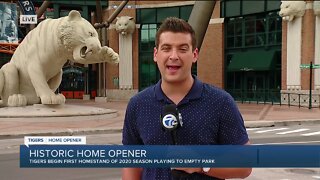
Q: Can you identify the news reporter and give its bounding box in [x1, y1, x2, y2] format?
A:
[122, 17, 251, 180]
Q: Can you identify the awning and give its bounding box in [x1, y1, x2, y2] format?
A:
[227, 50, 276, 72]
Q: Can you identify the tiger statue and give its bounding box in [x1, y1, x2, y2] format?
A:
[115, 16, 135, 35]
[0, 10, 119, 107]
[279, 1, 306, 21]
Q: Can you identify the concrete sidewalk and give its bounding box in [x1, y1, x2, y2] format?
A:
[0, 99, 320, 139]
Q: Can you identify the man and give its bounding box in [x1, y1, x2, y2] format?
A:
[122, 17, 252, 180]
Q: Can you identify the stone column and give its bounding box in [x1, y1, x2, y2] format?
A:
[119, 34, 133, 89]
[279, 1, 306, 106]
[286, 17, 302, 91]
[301, 1, 315, 90]
[116, 16, 135, 90]
[108, 16, 138, 100]
[314, 1, 320, 89]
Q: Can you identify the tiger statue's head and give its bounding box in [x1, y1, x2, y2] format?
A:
[115, 16, 135, 36]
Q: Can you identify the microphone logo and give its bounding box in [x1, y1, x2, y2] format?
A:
[162, 114, 178, 129]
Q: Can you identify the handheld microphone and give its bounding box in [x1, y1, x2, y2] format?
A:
[161, 104, 190, 179]
[161, 105, 212, 179]
[161, 104, 182, 145]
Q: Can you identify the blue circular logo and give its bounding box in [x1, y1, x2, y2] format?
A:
[162, 114, 178, 129]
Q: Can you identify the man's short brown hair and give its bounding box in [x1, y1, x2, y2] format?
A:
[155, 17, 197, 51]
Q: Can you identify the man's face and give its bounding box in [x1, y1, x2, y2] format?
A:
[154, 32, 198, 84]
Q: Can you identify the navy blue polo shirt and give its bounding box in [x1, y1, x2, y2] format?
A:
[122, 76, 249, 180]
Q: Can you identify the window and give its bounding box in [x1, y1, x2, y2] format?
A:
[226, 18, 243, 48]
[139, 24, 159, 90]
[157, 7, 179, 23]
[137, 5, 193, 24]
[140, 9, 156, 23]
[225, 1, 241, 17]
[223, 1, 282, 102]
[221, 0, 281, 18]
[267, 12, 282, 45]
[180, 6, 193, 20]
[242, 1, 264, 15]
[225, 12, 281, 49]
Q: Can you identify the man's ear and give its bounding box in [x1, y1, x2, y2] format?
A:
[153, 47, 158, 62]
[192, 48, 199, 63]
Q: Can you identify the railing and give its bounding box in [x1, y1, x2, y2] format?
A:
[227, 89, 281, 105]
[226, 89, 320, 108]
[280, 92, 320, 108]
[0, 43, 19, 54]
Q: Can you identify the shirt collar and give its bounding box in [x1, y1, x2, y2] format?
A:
[154, 75, 203, 103]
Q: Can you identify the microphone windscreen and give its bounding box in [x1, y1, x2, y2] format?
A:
[161, 104, 179, 131]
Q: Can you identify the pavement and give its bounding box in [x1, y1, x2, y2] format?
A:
[1, 99, 320, 139]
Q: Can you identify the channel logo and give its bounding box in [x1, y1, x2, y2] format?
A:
[162, 114, 178, 129]
[20, 15, 37, 24]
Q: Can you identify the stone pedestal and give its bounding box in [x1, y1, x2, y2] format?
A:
[106, 89, 138, 101]
[95, 96, 108, 102]
[82, 94, 90, 100]
[0, 104, 117, 117]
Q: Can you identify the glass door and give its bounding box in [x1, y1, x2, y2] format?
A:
[245, 73, 265, 101]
